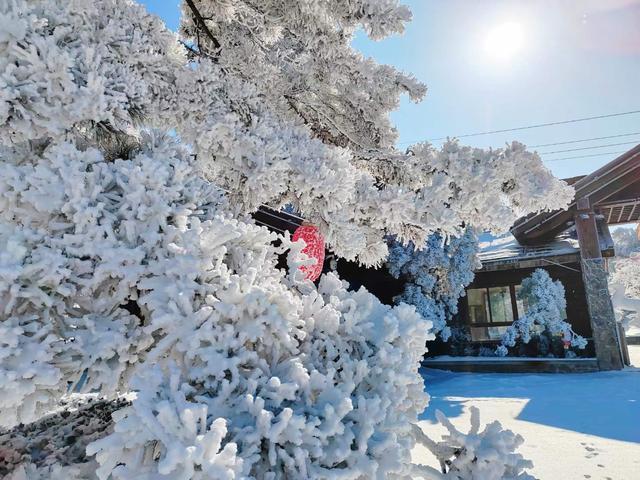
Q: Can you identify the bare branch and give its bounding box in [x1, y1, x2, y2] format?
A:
[184, 0, 221, 51]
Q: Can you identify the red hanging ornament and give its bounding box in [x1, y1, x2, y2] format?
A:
[292, 225, 325, 282]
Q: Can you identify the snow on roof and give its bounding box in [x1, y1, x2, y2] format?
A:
[478, 233, 580, 263]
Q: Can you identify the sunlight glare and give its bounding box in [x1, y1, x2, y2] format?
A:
[484, 21, 525, 61]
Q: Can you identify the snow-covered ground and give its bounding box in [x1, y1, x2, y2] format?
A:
[413, 345, 640, 479]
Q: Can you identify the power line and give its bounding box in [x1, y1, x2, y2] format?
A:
[529, 132, 640, 148]
[545, 151, 626, 163]
[538, 140, 640, 155]
[397, 109, 640, 145]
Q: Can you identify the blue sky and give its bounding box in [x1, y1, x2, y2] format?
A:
[141, 0, 640, 179]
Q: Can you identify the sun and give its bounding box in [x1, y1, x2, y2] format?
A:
[484, 21, 525, 61]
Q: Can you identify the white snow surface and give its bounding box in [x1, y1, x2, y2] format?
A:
[414, 348, 640, 480]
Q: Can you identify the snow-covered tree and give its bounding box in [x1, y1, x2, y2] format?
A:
[497, 269, 586, 357]
[611, 254, 640, 299]
[610, 227, 640, 297]
[386, 228, 480, 341]
[611, 226, 640, 258]
[412, 407, 535, 479]
[609, 227, 640, 336]
[610, 254, 640, 336]
[0, 0, 573, 478]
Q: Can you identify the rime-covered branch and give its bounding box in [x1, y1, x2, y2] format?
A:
[0, 0, 572, 478]
[386, 228, 479, 340]
[414, 407, 536, 479]
[1, 398, 128, 478]
[497, 269, 587, 356]
[184, 0, 221, 51]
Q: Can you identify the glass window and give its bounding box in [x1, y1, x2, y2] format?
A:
[488, 286, 514, 323]
[515, 284, 528, 319]
[467, 288, 489, 324]
[470, 325, 509, 341]
[466, 285, 521, 342]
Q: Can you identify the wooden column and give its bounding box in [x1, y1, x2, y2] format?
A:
[574, 198, 624, 370]
[574, 198, 601, 260]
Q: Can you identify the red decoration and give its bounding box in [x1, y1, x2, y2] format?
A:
[292, 225, 325, 282]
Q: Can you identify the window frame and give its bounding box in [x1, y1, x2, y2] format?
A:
[466, 285, 521, 343]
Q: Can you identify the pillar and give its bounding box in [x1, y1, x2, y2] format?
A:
[574, 198, 624, 370]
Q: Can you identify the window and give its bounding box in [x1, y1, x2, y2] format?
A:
[468, 288, 490, 324]
[466, 277, 569, 342]
[488, 286, 514, 323]
[515, 284, 528, 318]
[466, 286, 517, 342]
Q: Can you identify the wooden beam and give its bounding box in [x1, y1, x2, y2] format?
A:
[607, 207, 613, 223]
[520, 159, 640, 240]
[574, 202, 602, 260]
[628, 202, 638, 223]
[598, 197, 640, 208]
[512, 146, 640, 244]
[617, 206, 626, 223]
[599, 219, 615, 253]
[587, 163, 640, 205]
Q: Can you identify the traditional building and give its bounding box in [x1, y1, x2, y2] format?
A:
[428, 144, 640, 371]
[254, 144, 640, 372]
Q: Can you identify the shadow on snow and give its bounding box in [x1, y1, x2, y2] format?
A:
[418, 367, 640, 443]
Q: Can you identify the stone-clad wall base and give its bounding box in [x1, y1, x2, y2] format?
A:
[581, 258, 624, 370]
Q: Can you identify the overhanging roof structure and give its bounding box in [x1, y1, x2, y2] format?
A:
[511, 144, 640, 245]
[477, 227, 614, 272]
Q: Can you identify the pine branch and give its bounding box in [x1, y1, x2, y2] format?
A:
[184, 0, 221, 51]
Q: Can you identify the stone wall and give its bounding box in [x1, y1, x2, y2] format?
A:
[581, 258, 624, 370]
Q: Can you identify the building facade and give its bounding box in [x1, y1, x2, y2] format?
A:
[429, 145, 640, 371]
[255, 145, 640, 372]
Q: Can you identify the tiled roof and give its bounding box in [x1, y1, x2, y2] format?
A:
[478, 233, 580, 263]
